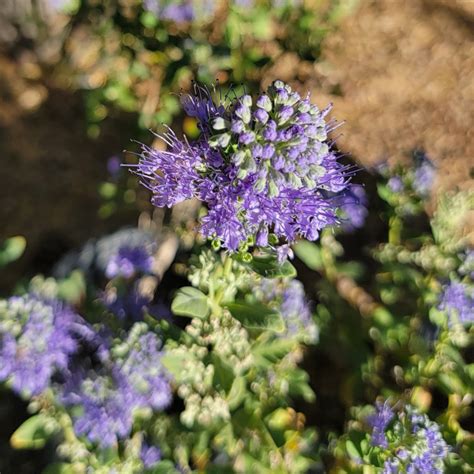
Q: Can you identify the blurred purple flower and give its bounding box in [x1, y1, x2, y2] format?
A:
[0, 295, 84, 396]
[105, 246, 154, 279]
[259, 278, 318, 342]
[339, 184, 368, 230]
[62, 324, 171, 447]
[141, 443, 161, 469]
[107, 155, 122, 179]
[367, 401, 394, 448]
[413, 153, 435, 197]
[388, 176, 404, 193]
[438, 281, 473, 325]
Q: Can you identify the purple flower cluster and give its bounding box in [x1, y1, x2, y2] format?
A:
[438, 281, 474, 325]
[259, 278, 318, 341]
[0, 295, 83, 396]
[367, 402, 449, 474]
[105, 245, 154, 279]
[339, 184, 368, 231]
[136, 81, 350, 252]
[62, 323, 171, 447]
[367, 400, 394, 448]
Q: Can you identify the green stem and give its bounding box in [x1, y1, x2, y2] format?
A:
[389, 215, 402, 245]
[222, 253, 233, 279]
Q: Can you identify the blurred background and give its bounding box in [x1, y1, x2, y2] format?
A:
[0, 0, 472, 291]
[0, 1, 473, 472]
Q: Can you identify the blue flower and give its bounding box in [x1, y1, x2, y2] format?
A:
[105, 245, 154, 279]
[61, 324, 171, 447]
[0, 295, 85, 396]
[438, 281, 474, 325]
[367, 401, 394, 448]
[135, 81, 352, 252]
[141, 442, 162, 469]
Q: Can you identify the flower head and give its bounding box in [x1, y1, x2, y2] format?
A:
[62, 323, 171, 447]
[367, 403, 449, 473]
[135, 81, 351, 252]
[258, 278, 318, 342]
[339, 184, 368, 230]
[367, 400, 394, 448]
[438, 281, 473, 325]
[105, 245, 154, 279]
[412, 151, 435, 197]
[141, 443, 162, 469]
[0, 294, 85, 396]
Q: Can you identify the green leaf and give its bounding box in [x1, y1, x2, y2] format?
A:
[345, 439, 361, 460]
[161, 352, 196, 382]
[0, 236, 26, 267]
[171, 287, 209, 319]
[246, 253, 296, 278]
[211, 353, 235, 392]
[10, 415, 54, 450]
[227, 302, 284, 332]
[227, 377, 246, 411]
[42, 463, 75, 474]
[152, 460, 181, 474]
[293, 240, 323, 271]
[57, 270, 86, 304]
[252, 338, 295, 362]
[286, 368, 315, 402]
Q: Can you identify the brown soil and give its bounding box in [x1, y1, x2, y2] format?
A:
[264, 0, 474, 206]
[0, 54, 140, 292]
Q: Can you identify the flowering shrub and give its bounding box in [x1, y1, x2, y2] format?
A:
[0, 4, 473, 466]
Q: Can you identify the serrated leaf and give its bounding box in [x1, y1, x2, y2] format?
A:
[171, 287, 209, 319]
[0, 236, 26, 267]
[10, 415, 53, 450]
[293, 240, 323, 271]
[227, 302, 284, 332]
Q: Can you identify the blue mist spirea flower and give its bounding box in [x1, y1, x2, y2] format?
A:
[135, 81, 351, 252]
[367, 401, 394, 448]
[412, 151, 435, 197]
[114, 324, 172, 411]
[387, 176, 404, 193]
[339, 184, 368, 231]
[438, 280, 474, 325]
[62, 323, 171, 447]
[366, 402, 449, 474]
[105, 245, 154, 279]
[141, 442, 162, 469]
[258, 278, 318, 342]
[0, 294, 82, 396]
